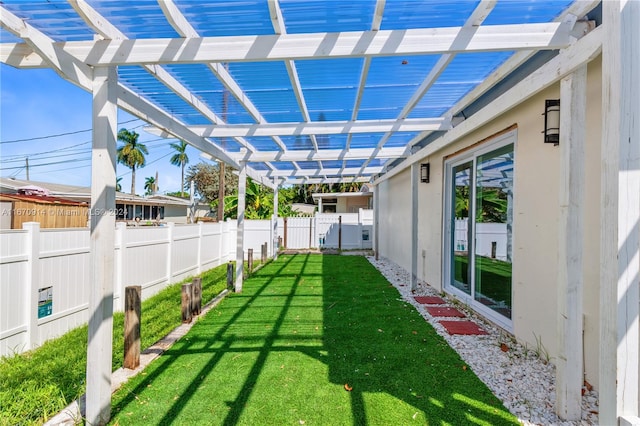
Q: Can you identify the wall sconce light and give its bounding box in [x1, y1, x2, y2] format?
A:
[420, 163, 430, 183]
[543, 99, 560, 145]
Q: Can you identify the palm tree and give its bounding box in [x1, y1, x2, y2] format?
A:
[169, 140, 189, 196]
[144, 176, 158, 195]
[116, 177, 122, 192]
[116, 128, 148, 195]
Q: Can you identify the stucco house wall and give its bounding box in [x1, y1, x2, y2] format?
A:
[377, 56, 602, 388]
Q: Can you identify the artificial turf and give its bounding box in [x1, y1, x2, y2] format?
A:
[110, 254, 519, 425]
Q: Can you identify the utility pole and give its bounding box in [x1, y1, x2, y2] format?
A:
[25, 157, 29, 180]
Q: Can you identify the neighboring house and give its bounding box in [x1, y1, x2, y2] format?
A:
[0, 192, 89, 229]
[312, 190, 373, 214]
[0, 177, 211, 225]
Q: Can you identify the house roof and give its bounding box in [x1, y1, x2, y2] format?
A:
[0, 177, 199, 207]
[0, 192, 88, 206]
[0, 1, 600, 188]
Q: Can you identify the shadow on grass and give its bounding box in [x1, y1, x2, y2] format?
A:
[110, 254, 518, 425]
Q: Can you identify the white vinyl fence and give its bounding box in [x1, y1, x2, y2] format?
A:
[454, 218, 509, 260]
[0, 212, 372, 357]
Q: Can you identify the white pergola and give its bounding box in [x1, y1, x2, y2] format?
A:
[1, 1, 638, 425]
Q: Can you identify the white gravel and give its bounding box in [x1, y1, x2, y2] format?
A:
[366, 255, 599, 426]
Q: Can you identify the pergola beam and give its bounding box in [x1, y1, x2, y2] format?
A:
[14, 22, 579, 67]
[260, 166, 383, 178]
[159, 118, 448, 138]
[231, 147, 406, 162]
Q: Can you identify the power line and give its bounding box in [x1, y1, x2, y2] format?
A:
[0, 118, 141, 144]
[0, 157, 92, 171]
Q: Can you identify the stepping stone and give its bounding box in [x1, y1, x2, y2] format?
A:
[425, 306, 466, 318]
[439, 320, 488, 335]
[414, 296, 446, 305]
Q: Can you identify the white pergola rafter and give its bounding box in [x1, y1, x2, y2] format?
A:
[346, 0, 385, 156]
[3, 22, 581, 67]
[268, 0, 318, 153]
[234, 147, 405, 162]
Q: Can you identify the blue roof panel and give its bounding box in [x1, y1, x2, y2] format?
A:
[173, 0, 274, 36]
[279, 0, 377, 33]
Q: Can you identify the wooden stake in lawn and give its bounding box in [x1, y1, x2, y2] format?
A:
[248, 248, 253, 277]
[284, 217, 288, 249]
[123, 286, 141, 370]
[261, 242, 267, 263]
[191, 277, 202, 316]
[181, 283, 193, 323]
[227, 261, 234, 289]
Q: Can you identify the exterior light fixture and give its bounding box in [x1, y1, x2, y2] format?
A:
[420, 163, 430, 183]
[543, 99, 560, 145]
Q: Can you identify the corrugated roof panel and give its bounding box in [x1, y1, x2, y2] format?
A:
[408, 51, 513, 119]
[383, 132, 419, 148]
[243, 137, 282, 151]
[358, 55, 441, 120]
[296, 161, 320, 170]
[484, 0, 574, 25]
[247, 162, 271, 171]
[296, 59, 362, 121]
[2, 0, 95, 41]
[279, 0, 377, 33]
[172, 0, 274, 36]
[227, 62, 303, 123]
[163, 64, 255, 124]
[279, 136, 316, 151]
[89, 0, 180, 39]
[321, 160, 343, 169]
[270, 161, 297, 170]
[208, 138, 243, 152]
[381, 0, 479, 30]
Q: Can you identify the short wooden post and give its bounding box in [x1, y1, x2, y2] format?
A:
[261, 242, 267, 263]
[123, 285, 141, 370]
[247, 248, 253, 277]
[338, 215, 342, 251]
[181, 283, 193, 323]
[284, 217, 288, 249]
[226, 261, 234, 289]
[278, 236, 282, 250]
[191, 277, 202, 316]
[491, 242, 497, 259]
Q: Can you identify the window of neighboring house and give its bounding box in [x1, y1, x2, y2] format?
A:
[322, 204, 337, 213]
[134, 205, 142, 220]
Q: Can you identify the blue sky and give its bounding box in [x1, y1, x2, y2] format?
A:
[0, 63, 204, 195]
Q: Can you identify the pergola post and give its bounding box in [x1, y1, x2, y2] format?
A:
[410, 163, 418, 290]
[374, 184, 379, 260]
[556, 65, 587, 420]
[272, 178, 279, 260]
[86, 66, 118, 426]
[235, 162, 246, 292]
[600, 1, 640, 424]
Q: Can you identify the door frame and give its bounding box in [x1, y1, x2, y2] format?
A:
[442, 129, 517, 331]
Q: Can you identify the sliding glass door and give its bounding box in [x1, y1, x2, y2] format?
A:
[445, 136, 514, 327]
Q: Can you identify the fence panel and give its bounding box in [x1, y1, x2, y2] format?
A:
[37, 229, 90, 344]
[285, 217, 315, 249]
[244, 220, 271, 258]
[0, 230, 28, 355]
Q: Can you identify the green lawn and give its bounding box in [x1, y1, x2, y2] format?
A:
[110, 254, 518, 425]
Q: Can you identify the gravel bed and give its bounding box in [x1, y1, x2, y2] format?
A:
[367, 256, 599, 425]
